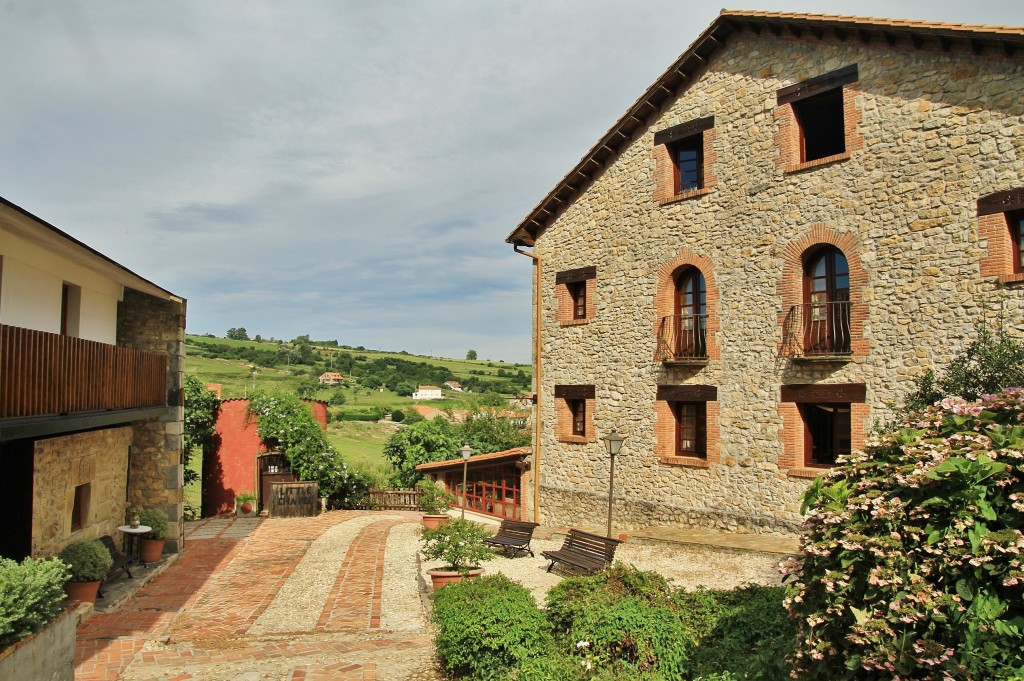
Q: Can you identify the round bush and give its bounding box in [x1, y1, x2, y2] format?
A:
[0, 557, 70, 648]
[138, 507, 169, 540]
[432, 574, 552, 680]
[57, 539, 113, 582]
[786, 389, 1024, 679]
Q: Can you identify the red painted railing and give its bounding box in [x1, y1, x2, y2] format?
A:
[0, 324, 167, 419]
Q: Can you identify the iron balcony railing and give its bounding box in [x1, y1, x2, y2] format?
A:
[790, 301, 853, 356]
[656, 313, 708, 361]
[0, 324, 168, 420]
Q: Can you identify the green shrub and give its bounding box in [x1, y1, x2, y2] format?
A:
[138, 507, 169, 540]
[420, 518, 494, 573]
[545, 564, 679, 634]
[417, 478, 454, 515]
[787, 389, 1024, 679]
[0, 557, 70, 648]
[433, 574, 552, 680]
[685, 585, 793, 681]
[57, 539, 113, 582]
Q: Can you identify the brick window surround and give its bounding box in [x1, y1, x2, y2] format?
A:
[654, 384, 719, 468]
[775, 64, 863, 173]
[777, 225, 868, 358]
[978, 188, 1024, 284]
[555, 266, 597, 325]
[653, 249, 721, 361]
[653, 116, 718, 205]
[554, 384, 595, 443]
[779, 383, 868, 478]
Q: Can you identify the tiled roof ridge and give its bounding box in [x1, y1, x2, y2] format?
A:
[720, 9, 1024, 34]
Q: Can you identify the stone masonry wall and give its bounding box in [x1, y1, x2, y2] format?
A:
[118, 288, 186, 551]
[533, 31, 1024, 534]
[32, 428, 132, 557]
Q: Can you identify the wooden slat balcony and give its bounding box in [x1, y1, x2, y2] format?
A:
[656, 314, 708, 364]
[0, 324, 167, 420]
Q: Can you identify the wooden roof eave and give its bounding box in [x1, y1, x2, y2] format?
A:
[505, 11, 1024, 247]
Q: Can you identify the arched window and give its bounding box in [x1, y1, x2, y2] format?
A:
[673, 267, 706, 359]
[803, 247, 850, 355]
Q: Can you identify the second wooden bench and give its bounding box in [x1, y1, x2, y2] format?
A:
[482, 520, 540, 557]
[541, 528, 622, 575]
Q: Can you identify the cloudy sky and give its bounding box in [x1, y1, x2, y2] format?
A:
[1, 1, 1021, 363]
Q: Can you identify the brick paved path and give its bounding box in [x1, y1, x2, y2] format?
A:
[75, 511, 443, 681]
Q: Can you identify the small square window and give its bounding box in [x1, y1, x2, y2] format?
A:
[71, 483, 91, 531]
[569, 281, 587, 320]
[801, 403, 851, 466]
[793, 88, 845, 163]
[669, 135, 703, 193]
[1011, 211, 1024, 273]
[674, 402, 706, 458]
[569, 398, 586, 436]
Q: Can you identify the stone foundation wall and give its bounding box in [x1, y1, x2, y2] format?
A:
[32, 428, 131, 557]
[532, 31, 1024, 533]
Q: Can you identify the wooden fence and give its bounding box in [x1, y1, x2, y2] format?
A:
[356, 488, 422, 511]
[268, 481, 320, 517]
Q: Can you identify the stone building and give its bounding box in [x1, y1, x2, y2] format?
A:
[0, 196, 186, 559]
[506, 12, 1024, 534]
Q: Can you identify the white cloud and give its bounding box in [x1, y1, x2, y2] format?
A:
[0, 0, 1021, 362]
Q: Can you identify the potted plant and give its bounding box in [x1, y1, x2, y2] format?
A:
[420, 518, 495, 588]
[125, 503, 143, 528]
[417, 479, 455, 529]
[137, 507, 169, 563]
[235, 491, 257, 517]
[57, 539, 112, 604]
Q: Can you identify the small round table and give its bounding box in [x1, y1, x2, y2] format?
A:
[116, 525, 152, 576]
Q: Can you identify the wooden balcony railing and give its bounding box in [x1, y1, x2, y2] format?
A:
[656, 314, 708, 362]
[0, 324, 168, 420]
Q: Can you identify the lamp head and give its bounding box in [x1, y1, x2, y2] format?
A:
[602, 429, 625, 456]
[460, 443, 473, 461]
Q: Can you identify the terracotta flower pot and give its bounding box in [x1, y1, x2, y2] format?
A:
[240, 502, 253, 514]
[63, 580, 101, 604]
[138, 538, 165, 563]
[421, 514, 450, 530]
[426, 567, 484, 589]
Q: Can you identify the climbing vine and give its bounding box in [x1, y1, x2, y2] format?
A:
[247, 391, 366, 505]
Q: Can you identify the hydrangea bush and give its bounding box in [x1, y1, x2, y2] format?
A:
[786, 389, 1024, 679]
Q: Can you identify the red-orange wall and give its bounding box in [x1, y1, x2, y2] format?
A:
[201, 399, 328, 517]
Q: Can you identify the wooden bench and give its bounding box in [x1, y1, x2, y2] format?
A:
[541, 528, 622, 575]
[482, 520, 540, 557]
[97, 535, 132, 599]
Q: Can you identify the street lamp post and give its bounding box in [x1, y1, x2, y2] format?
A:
[460, 443, 473, 519]
[602, 430, 625, 538]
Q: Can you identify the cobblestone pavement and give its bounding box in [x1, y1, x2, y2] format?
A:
[75, 511, 445, 681]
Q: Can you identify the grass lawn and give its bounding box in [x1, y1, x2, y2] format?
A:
[326, 421, 395, 483]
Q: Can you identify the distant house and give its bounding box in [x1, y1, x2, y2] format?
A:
[412, 385, 443, 400]
[444, 380, 463, 392]
[0, 196, 185, 560]
[318, 372, 344, 385]
[407, 405, 444, 420]
[507, 395, 533, 409]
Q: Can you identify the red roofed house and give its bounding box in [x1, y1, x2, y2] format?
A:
[319, 372, 344, 385]
[417, 447, 532, 520]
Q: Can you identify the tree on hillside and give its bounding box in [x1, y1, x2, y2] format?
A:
[383, 418, 461, 487]
[226, 327, 249, 340]
[460, 411, 530, 454]
[466, 349, 478, 360]
[183, 374, 219, 486]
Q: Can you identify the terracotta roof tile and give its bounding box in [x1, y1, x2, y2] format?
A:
[415, 446, 531, 471]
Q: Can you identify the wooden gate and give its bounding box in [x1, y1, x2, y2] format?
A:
[268, 481, 320, 517]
